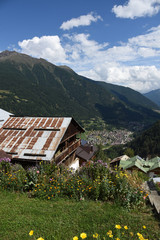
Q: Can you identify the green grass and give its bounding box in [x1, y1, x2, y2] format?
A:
[0, 191, 160, 240]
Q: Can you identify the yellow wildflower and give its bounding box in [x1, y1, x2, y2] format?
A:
[143, 225, 146, 229]
[80, 233, 87, 239]
[29, 230, 34, 236]
[109, 234, 113, 238]
[116, 238, 120, 240]
[93, 233, 99, 238]
[107, 230, 112, 235]
[73, 236, 78, 240]
[124, 225, 128, 230]
[37, 238, 44, 240]
[130, 232, 134, 236]
[137, 233, 142, 237]
[115, 225, 121, 229]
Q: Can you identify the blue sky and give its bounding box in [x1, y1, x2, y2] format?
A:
[1, 0, 160, 93]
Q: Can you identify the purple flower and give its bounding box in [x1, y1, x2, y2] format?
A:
[97, 160, 103, 164]
[0, 157, 11, 163]
[103, 163, 108, 168]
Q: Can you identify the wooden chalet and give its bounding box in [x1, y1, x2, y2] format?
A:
[0, 116, 84, 167]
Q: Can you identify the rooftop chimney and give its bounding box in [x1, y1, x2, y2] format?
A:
[90, 145, 93, 152]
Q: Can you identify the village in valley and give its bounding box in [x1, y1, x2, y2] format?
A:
[86, 128, 133, 146]
[81, 118, 145, 146]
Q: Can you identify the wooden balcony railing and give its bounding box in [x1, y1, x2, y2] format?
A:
[55, 139, 81, 165]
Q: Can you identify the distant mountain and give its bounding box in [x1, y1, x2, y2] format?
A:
[144, 89, 160, 107]
[0, 50, 160, 127]
[128, 120, 160, 158]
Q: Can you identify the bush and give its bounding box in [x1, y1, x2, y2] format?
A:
[0, 157, 11, 173]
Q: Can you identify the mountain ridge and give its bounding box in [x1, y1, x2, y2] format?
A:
[0, 50, 159, 127]
[144, 89, 160, 107]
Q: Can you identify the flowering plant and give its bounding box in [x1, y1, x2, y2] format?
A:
[0, 157, 11, 173]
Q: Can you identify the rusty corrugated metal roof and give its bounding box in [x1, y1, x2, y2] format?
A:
[0, 116, 73, 161]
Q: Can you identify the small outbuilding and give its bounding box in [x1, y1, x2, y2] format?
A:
[76, 143, 97, 166]
[119, 155, 160, 177]
[110, 155, 129, 168]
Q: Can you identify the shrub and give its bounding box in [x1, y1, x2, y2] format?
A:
[26, 166, 40, 190]
[111, 168, 146, 209]
[79, 160, 109, 180]
[0, 157, 11, 173]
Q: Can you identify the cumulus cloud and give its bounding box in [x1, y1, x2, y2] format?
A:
[63, 26, 160, 69]
[17, 24, 160, 93]
[79, 64, 160, 93]
[72, 26, 160, 93]
[64, 33, 108, 62]
[60, 12, 102, 30]
[18, 35, 67, 64]
[112, 0, 160, 19]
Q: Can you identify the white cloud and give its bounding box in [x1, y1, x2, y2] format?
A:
[105, 45, 137, 62]
[79, 64, 160, 93]
[63, 27, 160, 69]
[112, 0, 160, 19]
[137, 47, 158, 58]
[17, 24, 160, 93]
[18, 35, 67, 64]
[60, 12, 102, 30]
[128, 25, 160, 48]
[71, 26, 160, 93]
[64, 33, 108, 60]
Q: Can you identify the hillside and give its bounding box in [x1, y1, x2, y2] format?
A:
[98, 82, 159, 110]
[144, 89, 160, 107]
[128, 120, 160, 158]
[0, 50, 160, 127]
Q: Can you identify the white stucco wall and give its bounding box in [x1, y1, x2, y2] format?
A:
[69, 158, 79, 171]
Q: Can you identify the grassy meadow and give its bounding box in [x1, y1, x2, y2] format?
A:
[0, 190, 160, 240]
[0, 158, 160, 239]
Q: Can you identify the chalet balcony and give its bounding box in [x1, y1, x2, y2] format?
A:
[55, 139, 81, 165]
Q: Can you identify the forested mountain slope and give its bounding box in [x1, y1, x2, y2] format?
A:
[128, 120, 160, 158]
[0, 50, 159, 127]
